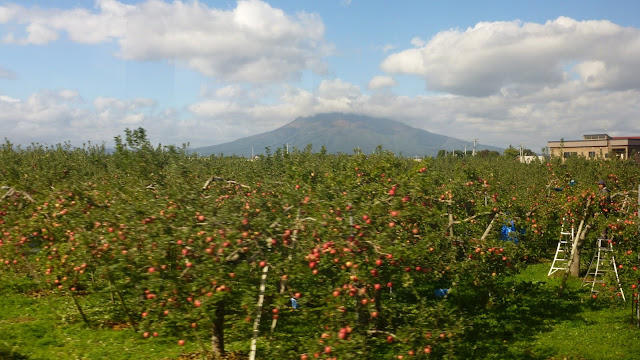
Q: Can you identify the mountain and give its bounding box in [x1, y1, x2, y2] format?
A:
[194, 113, 502, 157]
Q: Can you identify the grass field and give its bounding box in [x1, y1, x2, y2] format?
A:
[475, 263, 640, 360]
[0, 278, 195, 360]
[1, 262, 638, 360]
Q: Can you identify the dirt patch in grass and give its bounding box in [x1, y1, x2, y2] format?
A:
[0, 316, 37, 324]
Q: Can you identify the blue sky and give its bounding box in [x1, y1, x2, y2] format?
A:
[1, 0, 640, 152]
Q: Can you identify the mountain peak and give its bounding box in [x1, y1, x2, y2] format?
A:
[195, 113, 501, 156]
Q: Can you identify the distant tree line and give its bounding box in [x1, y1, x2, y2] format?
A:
[437, 144, 536, 159]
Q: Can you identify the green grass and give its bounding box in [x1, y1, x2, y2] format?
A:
[481, 263, 640, 360]
[1, 264, 639, 359]
[0, 277, 197, 360]
[532, 306, 637, 360]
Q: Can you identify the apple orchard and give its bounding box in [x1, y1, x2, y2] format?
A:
[1, 131, 639, 359]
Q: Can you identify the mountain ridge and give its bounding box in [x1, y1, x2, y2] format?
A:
[195, 113, 502, 157]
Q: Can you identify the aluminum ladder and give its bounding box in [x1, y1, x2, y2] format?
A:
[582, 238, 625, 301]
[548, 223, 574, 276]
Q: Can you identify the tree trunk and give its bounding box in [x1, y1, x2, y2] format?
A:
[559, 198, 591, 295]
[212, 300, 225, 358]
[568, 199, 591, 277]
[569, 225, 590, 276]
[108, 275, 137, 332]
[70, 291, 90, 326]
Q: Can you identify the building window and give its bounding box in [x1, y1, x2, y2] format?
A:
[583, 134, 610, 140]
[588, 151, 596, 158]
[605, 153, 609, 159]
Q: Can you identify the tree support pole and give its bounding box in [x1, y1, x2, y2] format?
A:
[249, 265, 269, 360]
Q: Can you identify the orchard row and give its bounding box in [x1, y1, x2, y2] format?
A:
[1, 136, 639, 359]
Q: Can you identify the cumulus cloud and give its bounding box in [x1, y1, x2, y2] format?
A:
[0, 90, 164, 146]
[215, 85, 247, 98]
[188, 100, 239, 118]
[3, 74, 640, 152]
[185, 79, 369, 143]
[317, 79, 362, 100]
[25, 22, 59, 44]
[381, 17, 640, 96]
[182, 75, 640, 151]
[93, 96, 155, 112]
[0, 0, 329, 83]
[0, 91, 84, 145]
[58, 89, 81, 101]
[368, 76, 396, 89]
[410, 37, 425, 47]
[0, 95, 19, 103]
[0, 3, 19, 23]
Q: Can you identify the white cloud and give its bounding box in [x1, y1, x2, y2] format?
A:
[316, 79, 362, 100]
[121, 113, 145, 125]
[25, 23, 59, 44]
[188, 100, 239, 118]
[381, 17, 640, 96]
[0, 4, 19, 23]
[410, 37, 425, 47]
[2, 1, 135, 45]
[93, 96, 155, 111]
[215, 85, 246, 98]
[381, 44, 396, 53]
[181, 76, 640, 151]
[0, 91, 164, 146]
[2, 81, 640, 153]
[0, 94, 19, 103]
[573, 60, 624, 89]
[184, 80, 369, 143]
[368, 76, 396, 89]
[0, 0, 329, 83]
[58, 89, 81, 101]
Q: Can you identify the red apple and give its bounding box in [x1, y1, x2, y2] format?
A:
[386, 335, 394, 343]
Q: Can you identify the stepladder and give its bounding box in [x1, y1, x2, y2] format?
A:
[582, 238, 625, 301]
[548, 223, 574, 276]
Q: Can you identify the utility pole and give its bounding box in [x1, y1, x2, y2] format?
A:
[519, 143, 524, 163]
[472, 138, 478, 156]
